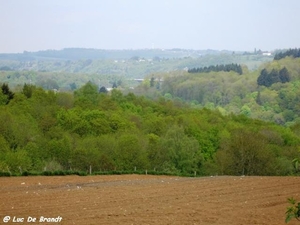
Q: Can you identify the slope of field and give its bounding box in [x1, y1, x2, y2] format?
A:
[0, 175, 299, 225]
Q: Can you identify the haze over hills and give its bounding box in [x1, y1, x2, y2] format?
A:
[0, 47, 273, 73]
[0, 48, 273, 89]
[0, 48, 238, 61]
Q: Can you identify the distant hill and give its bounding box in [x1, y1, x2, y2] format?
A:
[0, 48, 273, 81]
[0, 48, 225, 61]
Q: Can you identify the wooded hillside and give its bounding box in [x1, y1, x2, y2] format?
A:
[136, 56, 300, 126]
[0, 83, 299, 176]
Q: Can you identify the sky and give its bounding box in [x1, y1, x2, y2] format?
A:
[1, 0, 300, 53]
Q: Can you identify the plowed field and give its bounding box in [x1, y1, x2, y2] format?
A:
[0, 175, 299, 225]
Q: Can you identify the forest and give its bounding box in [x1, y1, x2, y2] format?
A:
[0, 81, 299, 176]
[0, 48, 299, 177]
[134, 51, 300, 127]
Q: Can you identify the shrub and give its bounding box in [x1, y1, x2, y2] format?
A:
[0, 171, 11, 177]
[286, 197, 300, 223]
[42, 171, 53, 176]
[53, 170, 66, 176]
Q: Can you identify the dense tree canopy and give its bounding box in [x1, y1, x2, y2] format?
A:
[132, 56, 300, 126]
[0, 52, 300, 176]
[0, 83, 299, 176]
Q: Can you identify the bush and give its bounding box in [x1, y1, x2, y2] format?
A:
[42, 171, 53, 176]
[286, 197, 300, 223]
[22, 171, 29, 176]
[53, 170, 66, 176]
[78, 171, 87, 176]
[0, 171, 11, 177]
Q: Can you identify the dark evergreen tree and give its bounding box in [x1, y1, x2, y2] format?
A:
[150, 77, 155, 87]
[279, 67, 291, 83]
[99, 86, 108, 93]
[269, 69, 280, 84]
[257, 67, 291, 87]
[236, 64, 243, 75]
[257, 69, 269, 86]
[1, 83, 14, 104]
[112, 81, 117, 89]
[69, 82, 77, 90]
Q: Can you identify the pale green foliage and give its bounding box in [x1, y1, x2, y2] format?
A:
[285, 197, 300, 223]
[130, 57, 300, 126]
[293, 158, 299, 172]
[160, 126, 199, 173]
[0, 91, 8, 105]
[44, 159, 63, 171]
[5, 149, 32, 173]
[74, 81, 99, 107]
[240, 105, 251, 116]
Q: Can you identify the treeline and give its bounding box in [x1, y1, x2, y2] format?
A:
[0, 82, 299, 176]
[188, 63, 243, 75]
[274, 48, 300, 60]
[257, 67, 290, 87]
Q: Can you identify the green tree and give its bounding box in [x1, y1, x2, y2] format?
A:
[0, 91, 8, 105]
[240, 105, 251, 117]
[45, 135, 71, 169]
[56, 92, 74, 109]
[115, 133, 148, 170]
[74, 81, 99, 108]
[257, 69, 271, 87]
[22, 83, 35, 98]
[146, 133, 168, 171]
[5, 149, 32, 173]
[279, 67, 291, 83]
[24, 142, 44, 171]
[95, 135, 117, 170]
[160, 126, 199, 173]
[1, 83, 14, 104]
[70, 136, 105, 171]
[217, 129, 275, 175]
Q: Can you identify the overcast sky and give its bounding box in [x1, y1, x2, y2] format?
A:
[1, 0, 300, 53]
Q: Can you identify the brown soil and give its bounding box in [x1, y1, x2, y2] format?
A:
[0, 175, 299, 225]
